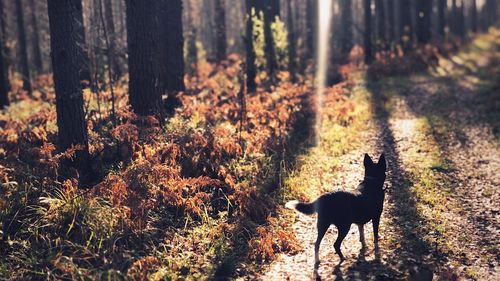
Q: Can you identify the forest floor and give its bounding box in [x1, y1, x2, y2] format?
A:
[255, 30, 500, 280]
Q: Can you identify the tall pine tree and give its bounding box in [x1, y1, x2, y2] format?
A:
[47, 0, 90, 172]
[126, 0, 162, 116]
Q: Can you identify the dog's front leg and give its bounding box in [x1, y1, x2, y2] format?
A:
[358, 224, 366, 249]
[372, 216, 380, 245]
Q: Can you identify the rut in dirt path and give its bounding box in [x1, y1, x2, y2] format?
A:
[258, 32, 500, 281]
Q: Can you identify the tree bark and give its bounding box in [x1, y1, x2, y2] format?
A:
[28, 0, 43, 73]
[15, 0, 32, 95]
[269, 0, 280, 19]
[126, 0, 161, 117]
[103, 0, 122, 79]
[339, 0, 353, 55]
[375, 0, 386, 48]
[158, 0, 185, 92]
[263, 0, 277, 80]
[451, 0, 457, 35]
[470, 0, 477, 33]
[117, 0, 126, 47]
[287, 0, 297, 82]
[400, 0, 413, 50]
[47, 0, 89, 170]
[0, 0, 10, 94]
[484, 0, 497, 29]
[157, 0, 184, 116]
[416, 0, 433, 43]
[0, 19, 7, 107]
[73, 0, 91, 84]
[458, 0, 465, 38]
[306, 0, 316, 60]
[364, 0, 373, 63]
[437, 0, 446, 40]
[387, 0, 395, 43]
[245, 0, 256, 92]
[215, 0, 227, 62]
[452, 0, 465, 38]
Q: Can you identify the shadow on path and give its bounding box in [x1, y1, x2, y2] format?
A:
[361, 77, 445, 276]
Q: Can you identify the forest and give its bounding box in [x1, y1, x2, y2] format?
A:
[0, 0, 498, 280]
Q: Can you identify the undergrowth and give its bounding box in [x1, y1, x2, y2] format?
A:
[0, 53, 359, 279]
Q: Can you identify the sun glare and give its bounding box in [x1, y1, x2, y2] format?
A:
[315, 0, 333, 145]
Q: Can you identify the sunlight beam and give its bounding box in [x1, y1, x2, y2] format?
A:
[315, 0, 333, 146]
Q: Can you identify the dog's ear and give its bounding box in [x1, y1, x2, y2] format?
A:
[364, 153, 373, 167]
[378, 153, 386, 171]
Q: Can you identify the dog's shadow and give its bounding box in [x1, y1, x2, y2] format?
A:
[315, 245, 387, 281]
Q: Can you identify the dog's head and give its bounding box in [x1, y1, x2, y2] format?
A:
[364, 153, 386, 182]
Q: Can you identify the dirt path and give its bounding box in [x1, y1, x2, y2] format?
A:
[257, 31, 500, 280]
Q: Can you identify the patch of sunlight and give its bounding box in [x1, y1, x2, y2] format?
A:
[285, 146, 340, 200]
[399, 118, 417, 136]
[450, 55, 465, 66]
[434, 28, 500, 79]
[473, 36, 494, 51]
[431, 66, 448, 77]
[401, 116, 467, 257]
[1, 99, 51, 122]
[155, 210, 231, 280]
[285, 77, 372, 201]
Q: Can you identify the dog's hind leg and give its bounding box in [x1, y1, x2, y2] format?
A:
[358, 224, 366, 248]
[334, 224, 351, 260]
[372, 216, 380, 245]
[314, 220, 329, 269]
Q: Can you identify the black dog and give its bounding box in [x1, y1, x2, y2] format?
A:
[286, 153, 386, 269]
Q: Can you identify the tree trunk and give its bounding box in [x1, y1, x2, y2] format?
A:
[452, 0, 465, 38]
[387, 0, 395, 43]
[416, 0, 433, 43]
[47, 0, 89, 171]
[104, 0, 122, 80]
[451, 0, 457, 35]
[287, 0, 297, 82]
[158, 0, 184, 92]
[15, 0, 32, 95]
[157, 0, 184, 116]
[184, 0, 197, 77]
[437, 0, 446, 40]
[0, 0, 10, 93]
[484, 0, 497, 29]
[306, 0, 316, 60]
[400, 0, 413, 50]
[73, 0, 91, 84]
[364, 0, 373, 63]
[263, 0, 277, 80]
[117, 0, 126, 47]
[0, 18, 7, 107]
[245, 0, 256, 92]
[269, 0, 280, 19]
[426, 0, 433, 42]
[215, 0, 227, 62]
[126, 0, 161, 117]
[28, 0, 43, 73]
[470, 0, 477, 33]
[458, 0, 465, 38]
[339, 0, 353, 55]
[375, 0, 386, 48]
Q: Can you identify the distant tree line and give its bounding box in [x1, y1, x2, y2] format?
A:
[0, 0, 497, 176]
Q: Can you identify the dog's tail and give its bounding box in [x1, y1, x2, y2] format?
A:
[285, 200, 316, 215]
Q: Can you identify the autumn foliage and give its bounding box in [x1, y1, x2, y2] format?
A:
[0, 56, 351, 278]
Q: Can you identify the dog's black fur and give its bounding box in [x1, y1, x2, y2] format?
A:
[286, 153, 386, 268]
